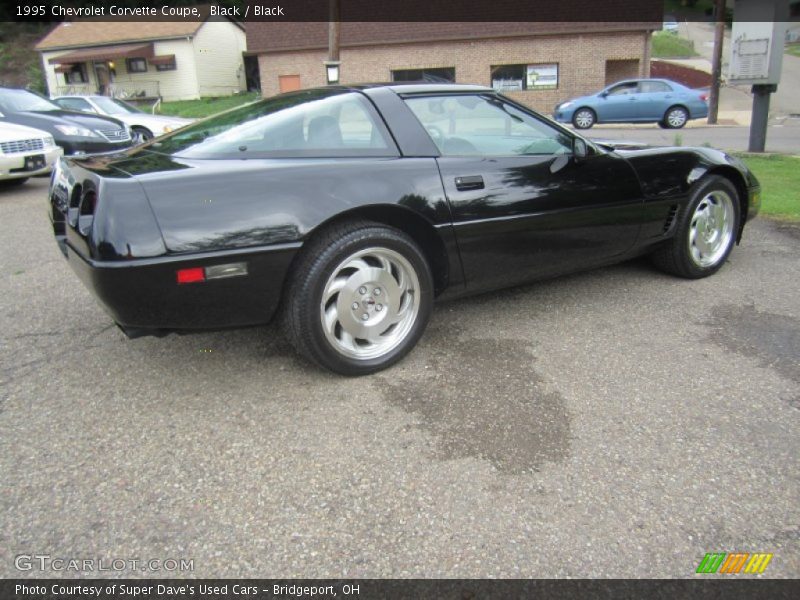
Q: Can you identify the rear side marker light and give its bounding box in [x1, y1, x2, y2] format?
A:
[177, 268, 206, 284]
[176, 262, 248, 284]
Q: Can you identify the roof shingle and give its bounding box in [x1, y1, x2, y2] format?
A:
[35, 21, 204, 51]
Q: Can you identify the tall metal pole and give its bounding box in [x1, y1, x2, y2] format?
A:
[707, 0, 726, 124]
[748, 84, 775, 152]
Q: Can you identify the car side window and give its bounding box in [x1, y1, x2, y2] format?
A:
[404, 94, 572, 157]
[607, 82, 639, 96]
[58, 98, 94, 112]
[639, 81, 672, 93]
[159, 91, 397, 159]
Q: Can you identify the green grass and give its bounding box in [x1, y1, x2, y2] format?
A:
[738, 155, 800, 221]
[786, 45, 800, 58]
[156, 92, 261, 118]
[652, 31, 699, 58]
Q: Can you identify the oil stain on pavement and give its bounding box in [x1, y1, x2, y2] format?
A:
[379, 333, 571, 473]
[707, 303, 800, 385]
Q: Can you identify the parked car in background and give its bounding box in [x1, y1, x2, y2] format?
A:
[553, 79, 709, 129]
[662, 15, 679, 34]
[52, 96, 194, 143]
[0, 121, 63, 186]
[49, 84, 759, 375]
[0, 87, 133, 155]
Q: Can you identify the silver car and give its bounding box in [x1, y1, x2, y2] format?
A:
[51, 95, 193, 143]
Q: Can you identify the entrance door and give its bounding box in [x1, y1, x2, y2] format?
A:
[93, 61, 113, 95]
[279, 75, 301, 93]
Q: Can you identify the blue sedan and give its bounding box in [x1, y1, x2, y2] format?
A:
[553, 78, 709, 129]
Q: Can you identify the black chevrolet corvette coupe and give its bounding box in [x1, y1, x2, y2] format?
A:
[49, 84, 761, 374]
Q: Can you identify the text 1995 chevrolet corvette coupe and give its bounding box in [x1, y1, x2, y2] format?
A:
[49, 84, 760, 375]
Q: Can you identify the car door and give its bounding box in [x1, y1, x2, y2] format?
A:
[636, 80, 674, 121]
[402, 93, 645, 292]
[595, 81, 641, 122]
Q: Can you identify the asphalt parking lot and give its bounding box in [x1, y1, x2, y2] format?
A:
[1, 177, 798, 578]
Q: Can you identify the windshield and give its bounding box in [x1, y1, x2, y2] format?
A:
[147, 89, 396, 159]
[0, 88, 59, 113]
[93, 97, 142, 115]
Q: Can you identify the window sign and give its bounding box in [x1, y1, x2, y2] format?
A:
[526, 64, 558, 90]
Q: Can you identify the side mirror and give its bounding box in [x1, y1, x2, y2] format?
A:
[573, 138, 588, 160]
[599, 91, 609, 98]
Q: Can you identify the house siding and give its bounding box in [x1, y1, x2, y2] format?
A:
[151, 39, 201, 101]
[192, 20, 247, 97]
[40, 40, 201, 101]
[256, 31, 650, 113]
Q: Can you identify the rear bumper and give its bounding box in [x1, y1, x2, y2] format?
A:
[58, 238, 299, 332]
[692, 104, 709, 119]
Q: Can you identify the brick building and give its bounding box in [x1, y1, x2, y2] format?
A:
[246, 22, 659, 112]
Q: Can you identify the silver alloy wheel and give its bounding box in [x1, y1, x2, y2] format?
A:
[666, 107, 687, 128]
[688, 190, 735, 267]
[320, 247, 420, 360]
[574, 109, 594, 129]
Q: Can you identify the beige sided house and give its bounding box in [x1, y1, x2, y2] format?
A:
[36, 18, 247, 102]
[246, 22, 659, 113]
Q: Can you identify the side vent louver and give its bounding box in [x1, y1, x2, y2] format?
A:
[663, 204, 679, 233]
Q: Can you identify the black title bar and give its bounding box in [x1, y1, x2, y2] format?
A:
[3, 0, 796, 22]
[2, 579, 800, 600]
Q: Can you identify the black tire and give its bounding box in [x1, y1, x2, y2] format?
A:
[651, 175, 740, 279]
[0, 178, 28, 188]
[663, 105, 689, 129]
[131, 127, 154, 143]
[282, 220, 434, 375]
[572, 107, 596, 129]
[657, 120, 669, 129]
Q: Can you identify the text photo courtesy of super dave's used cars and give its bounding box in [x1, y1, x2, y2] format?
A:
[48, 84, 760, 375]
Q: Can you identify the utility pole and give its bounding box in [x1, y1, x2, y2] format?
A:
[707, 0, 726, 124]
[328, 0, 340, 62]
[325, 0, 341, 84]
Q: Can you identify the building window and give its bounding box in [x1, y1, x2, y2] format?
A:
[391, 67, 455, 83]
[126, 58, 148, 73]
[491, 64, 559, 91]
[64, 64, 87, 84]
[155, 59, 177, 71]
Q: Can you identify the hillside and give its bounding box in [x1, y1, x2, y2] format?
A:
[0, 23, 52, 92]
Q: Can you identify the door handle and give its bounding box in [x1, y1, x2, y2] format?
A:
[455, 175, 484, 191]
